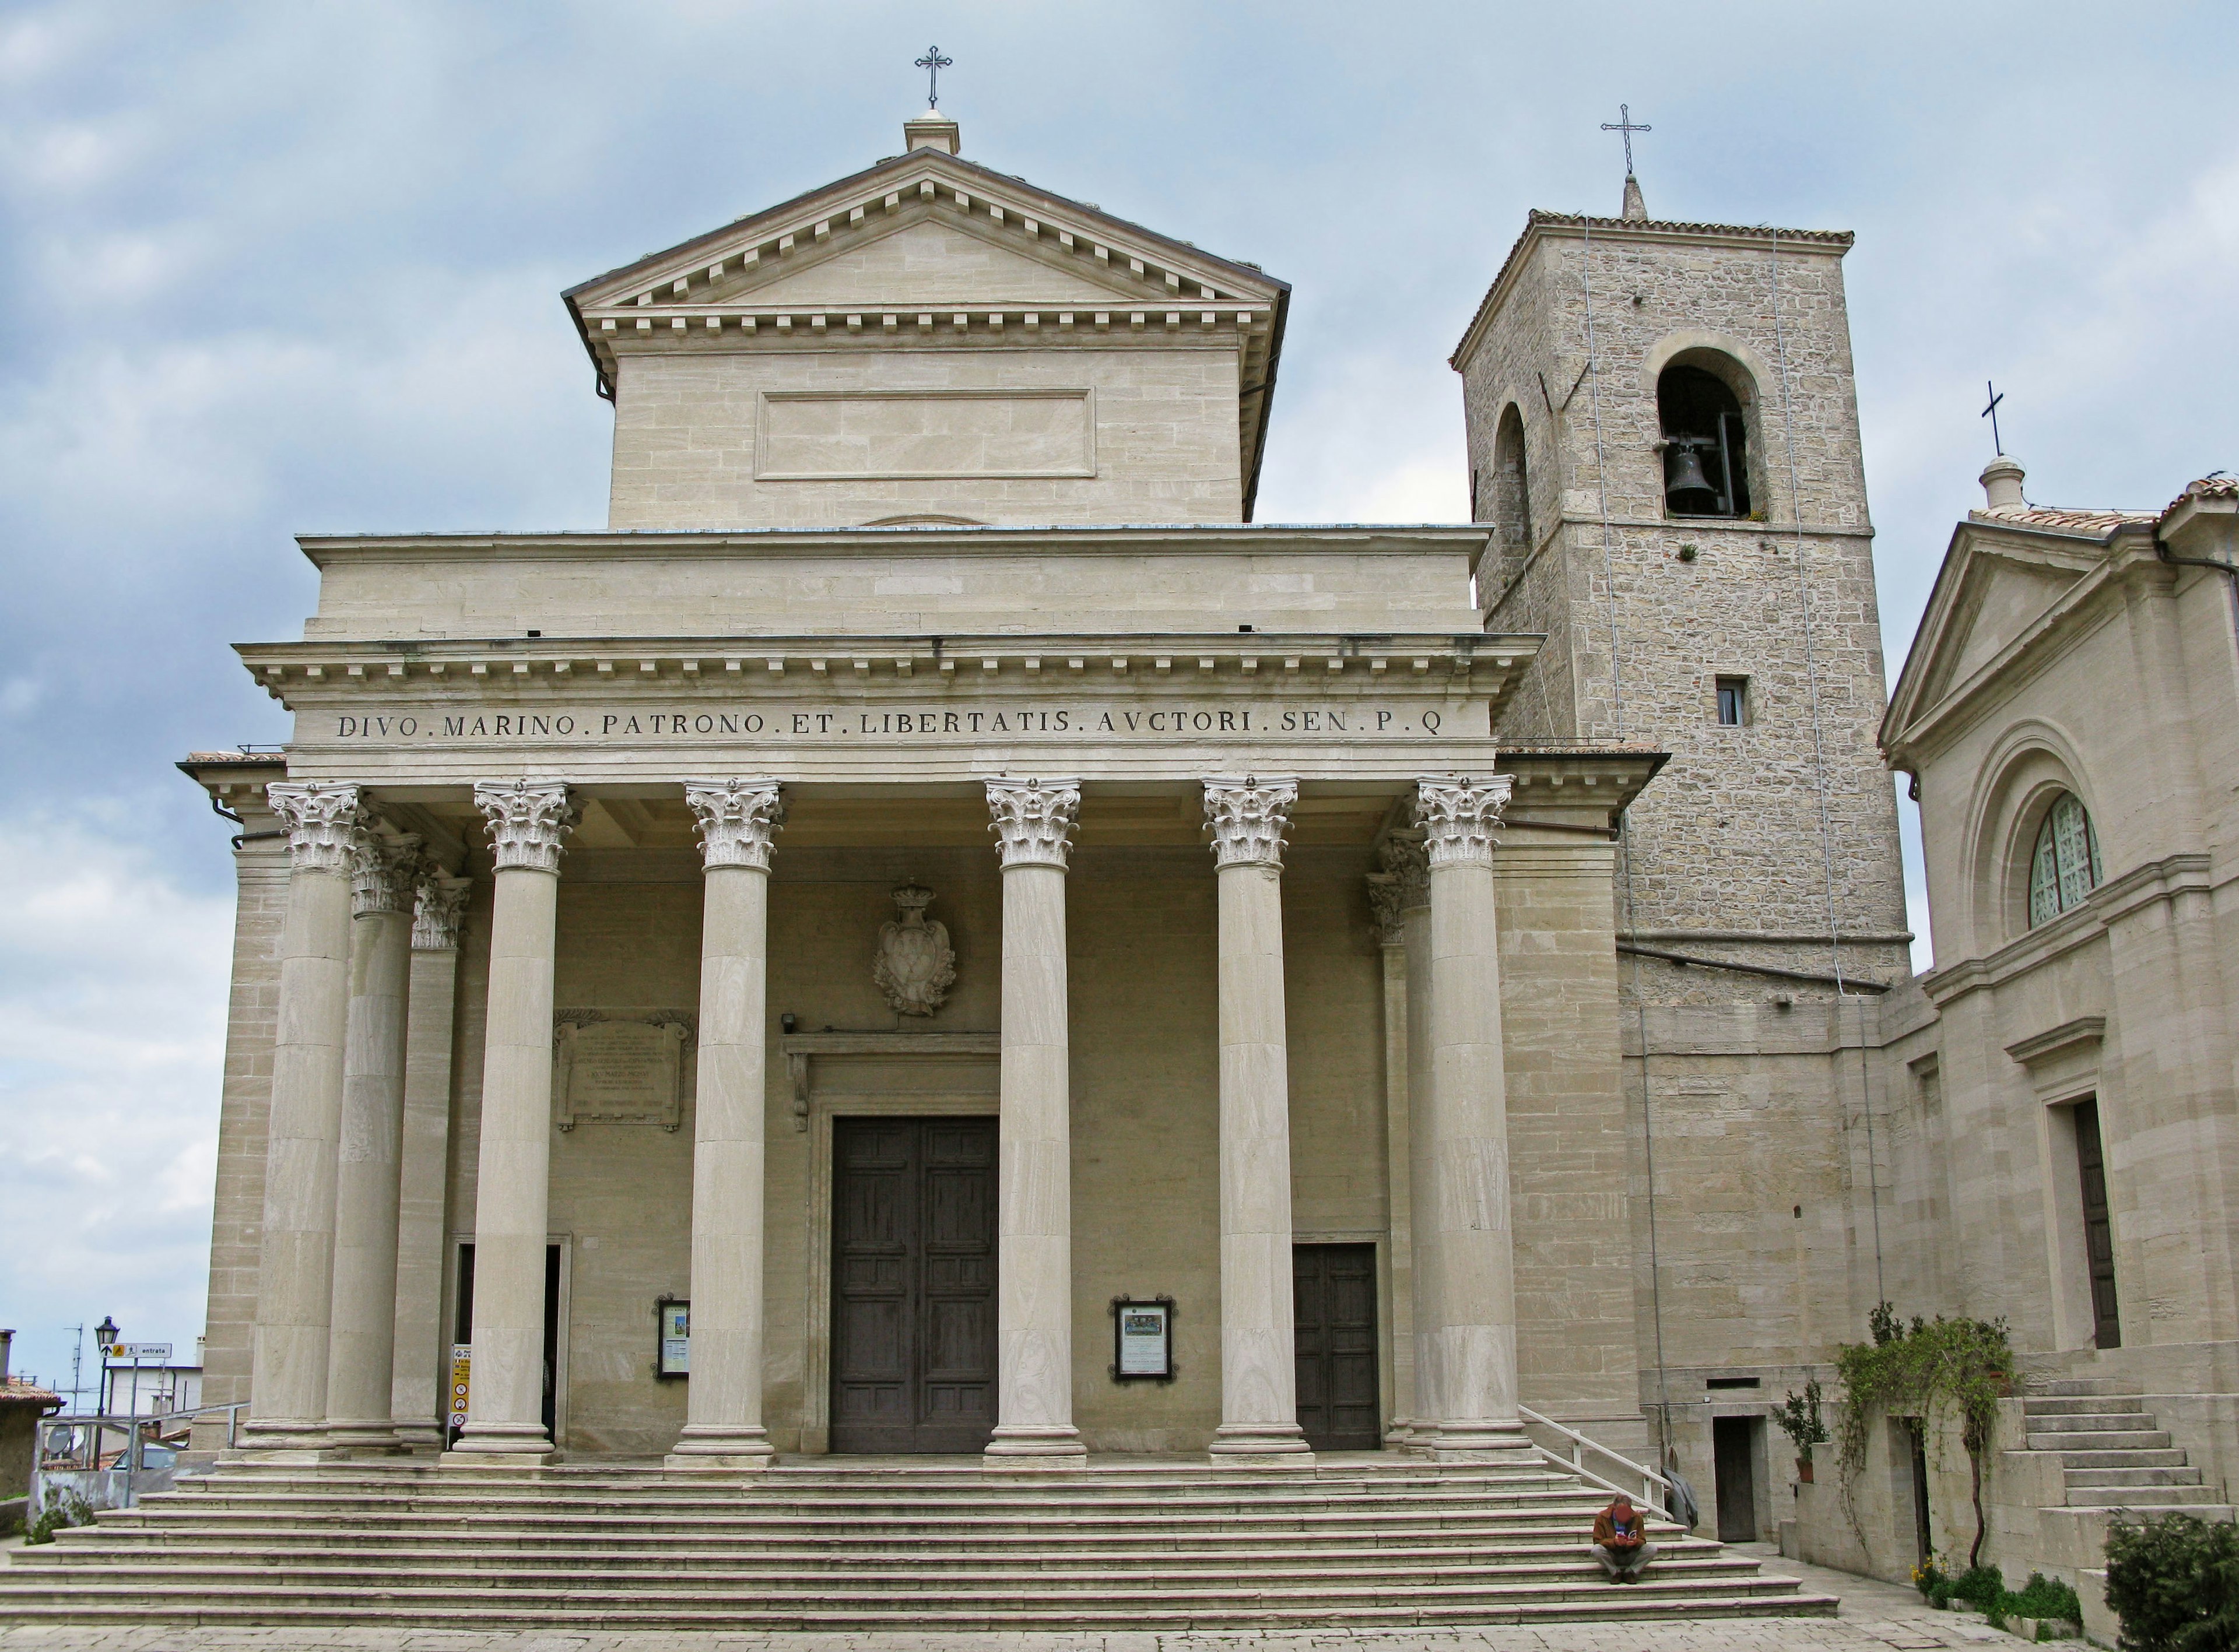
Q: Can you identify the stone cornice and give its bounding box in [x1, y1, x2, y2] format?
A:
[239, 630, 1538, 709]
[292, 525, 1496, 565]
[1922, 852, 2217, 1007]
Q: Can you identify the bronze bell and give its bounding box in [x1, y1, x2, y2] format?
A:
[1662, 435, 1719, 511]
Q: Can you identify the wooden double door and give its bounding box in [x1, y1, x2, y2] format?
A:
[1294, 1242, 1381, 1450]
[830, 1117, 999, 1453]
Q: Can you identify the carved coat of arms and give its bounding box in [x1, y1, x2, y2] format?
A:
[875, 884, 956, 1017]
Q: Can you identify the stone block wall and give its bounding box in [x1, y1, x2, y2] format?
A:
[190, 794, 290, 1451]
[608, 345, 1245, 530]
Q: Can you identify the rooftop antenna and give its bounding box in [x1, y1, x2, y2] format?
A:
[915, 44, 953, 109]
[1981, 380, 2006, 456]
[1602, 104, 1652, 220]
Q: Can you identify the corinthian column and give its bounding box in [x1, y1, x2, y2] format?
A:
[983, 778, 1087, 1463]
[668, 779, 785, 1471]
[324, 827, 422, 1451]
[242, 780, 366, 1457]
[391, 867, 470, 1451]
[1367, 832, 1427, 1445]
[1410, 776, 1531, 1459]
[451, 780, 576, 1463]
[1203, 776, 1312, 1464]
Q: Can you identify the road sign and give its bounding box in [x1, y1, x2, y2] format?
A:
[104, 1342, 173, 1361]
[448, 1345, 471, 1433]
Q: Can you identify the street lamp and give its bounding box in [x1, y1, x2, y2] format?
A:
[94, 1317, 117, 1416]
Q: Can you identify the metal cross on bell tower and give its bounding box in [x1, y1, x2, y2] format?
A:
[1602, 104, 1651, 177]
[915, 45, 953, 109]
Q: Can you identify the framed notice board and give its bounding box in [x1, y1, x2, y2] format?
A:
[1109, 1295, 1176, 1383]
[655, 1296, 690, 1379]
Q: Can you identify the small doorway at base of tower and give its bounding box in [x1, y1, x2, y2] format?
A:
[1293, 1242, 1380, 1451]
[1711, 1415, 1763, 1542]
[829, 1116, 998, 1454]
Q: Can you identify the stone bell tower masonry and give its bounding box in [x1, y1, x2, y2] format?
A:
[1447, 189, 1912, 1416]
[1450, 198, 1907, 990]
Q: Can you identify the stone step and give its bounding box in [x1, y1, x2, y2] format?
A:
[0, 1551, 1768, 1588]
[2036, 1446, 2191, 1470]
[2027, 1428, 2173, 1452]
[2042, 1378, 2125, 1397]
[2066, 1485, 2227, 1508]
[2025, 1411, 2167, 1433]
[0, 1567, 1836, 1621]
[2065, 1466, 2206, 1489]
[2024, 1395, 2146, 1417]
[3, 1460, 1818, 1631]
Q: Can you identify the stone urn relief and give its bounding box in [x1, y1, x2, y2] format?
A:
[874, 883, 956, 1017]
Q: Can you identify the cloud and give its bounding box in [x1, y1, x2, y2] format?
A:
[0, 818, 230, 1394]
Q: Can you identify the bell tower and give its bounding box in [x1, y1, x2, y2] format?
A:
[1449, 185, 1907, 990]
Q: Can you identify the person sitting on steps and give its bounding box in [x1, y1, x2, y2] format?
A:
[1591, 1492, 1657, 1584]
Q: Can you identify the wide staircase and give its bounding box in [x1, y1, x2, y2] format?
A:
[2022, 1382, 2233, 1516]
[0, 1454, 1834, 1632]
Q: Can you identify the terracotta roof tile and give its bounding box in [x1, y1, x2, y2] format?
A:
[1, 1376, 63, 1408]
[1969, 504, 2155, 536]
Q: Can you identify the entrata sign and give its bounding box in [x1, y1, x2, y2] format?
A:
[104, 1342, 173, 1361]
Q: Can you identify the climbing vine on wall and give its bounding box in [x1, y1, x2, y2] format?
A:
[1835, 1305, 2014, 1567]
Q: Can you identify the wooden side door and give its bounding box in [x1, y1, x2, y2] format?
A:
[1293, 1242, 1381, 1451]
[2075, 1099, 2122, 1349]
[830, 1117, 998, 1453]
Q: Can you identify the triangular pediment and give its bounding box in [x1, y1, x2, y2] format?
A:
[562, 140, 1292, 515]
[701, 216, 1146, 310]
[567, 146, 1286, 317]
[1885, 521, 2110, 747]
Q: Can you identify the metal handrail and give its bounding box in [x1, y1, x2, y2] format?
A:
[30, 1401, 250, 1514]
[1517, 1403, 1675, 1521]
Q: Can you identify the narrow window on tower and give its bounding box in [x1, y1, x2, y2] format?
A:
[1715, 676, 1747, 726]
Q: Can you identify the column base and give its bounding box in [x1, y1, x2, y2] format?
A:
[444, 1421, 557, 1466]
[389, 1423, 448, 1454]
[982, 1424, 1087, 1467]
[1208, 1421, 1315, 1468]
[323, 1418, 408, 1455]
[234, 1421, 347, 1462]
[1407, 1418, 1537, 1462]
[665, 1425, 776, 1472]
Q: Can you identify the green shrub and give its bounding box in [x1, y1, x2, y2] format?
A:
[2104, 1513, 2239, 1652]
[23, 1491, 93, 1546]
[2002, 1571, 2083, 1626]
[1835, 1307, 2013, 1566]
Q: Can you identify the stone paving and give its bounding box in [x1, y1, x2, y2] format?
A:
[0, 1543, 2093, 1652]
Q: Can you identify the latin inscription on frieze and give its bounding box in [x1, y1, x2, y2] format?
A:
[328, 700, 1476, 745]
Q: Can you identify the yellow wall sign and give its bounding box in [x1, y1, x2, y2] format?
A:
[448, 1344, 471, 1432]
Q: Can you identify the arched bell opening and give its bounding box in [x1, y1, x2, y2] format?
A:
[1657, 361, 1754, 519]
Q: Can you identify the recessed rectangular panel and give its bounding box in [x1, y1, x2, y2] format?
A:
[758, 390, 1096, 480]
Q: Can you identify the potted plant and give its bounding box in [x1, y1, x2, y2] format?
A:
[1776, 1379, 1830, 1482]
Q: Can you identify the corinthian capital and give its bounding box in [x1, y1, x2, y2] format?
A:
[350, 828, 424, 917]
[1365, 832, 1430, 943]
[985, 777, 1080, 870]
[412, 870, 472, 951]
[685, 779, 786, 871]
[1415, 776, 1512, 869]
[473, 780, 578, 873]
[1203, 776, 1298, 870]
[267, 782, 367, 874]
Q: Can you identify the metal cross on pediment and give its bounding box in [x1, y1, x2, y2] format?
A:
[1982, 380, 2006, 456]
[915, 45, 953, 108]
[1601, 104, 1651, 175]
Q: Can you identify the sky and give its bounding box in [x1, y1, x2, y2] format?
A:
[3, 1, 2235, 1400]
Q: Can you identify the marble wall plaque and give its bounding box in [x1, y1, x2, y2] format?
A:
[553, 1009, 694, 1131]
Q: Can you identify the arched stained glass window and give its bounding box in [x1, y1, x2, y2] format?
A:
[2028, 792, 2103, 927]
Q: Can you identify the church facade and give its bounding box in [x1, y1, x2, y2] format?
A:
[180, 102, 2235, 1592]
